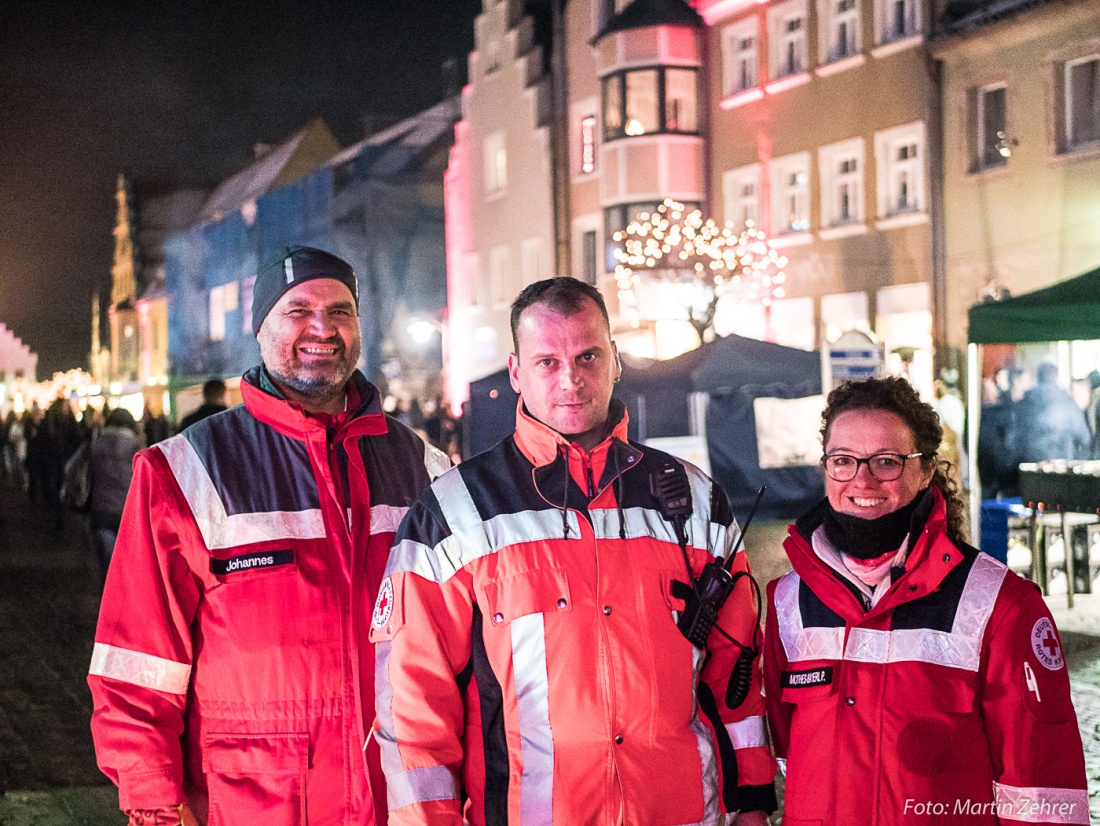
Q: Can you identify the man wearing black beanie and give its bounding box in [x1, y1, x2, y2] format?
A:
[89, 246, 449, 826]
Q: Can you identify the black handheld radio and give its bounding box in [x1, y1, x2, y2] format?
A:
[650, 462, 766, 708]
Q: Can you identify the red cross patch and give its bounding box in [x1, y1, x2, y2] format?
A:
[372, 577, 394, 631]
[1030, 617, 1064, 671]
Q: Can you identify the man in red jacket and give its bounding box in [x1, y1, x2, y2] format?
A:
[372, 278, 775, 825]
[89, 247, 447, 826]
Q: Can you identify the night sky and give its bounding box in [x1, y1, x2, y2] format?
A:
[0, 0, 479, 376]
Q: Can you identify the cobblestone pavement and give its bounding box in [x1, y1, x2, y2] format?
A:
[0, 483, 1097, 824]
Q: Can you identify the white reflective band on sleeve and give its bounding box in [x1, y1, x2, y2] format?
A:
[386, 765, 460, 811]
[369, 504, 409, 536]
[157, 436, 325, 549]
[424, 441, 452, 479]
[512, 613, 555, 826]
[992, 782, 1089, 824]
[725, 716, 769, 749]
[88, 642, 191, 695]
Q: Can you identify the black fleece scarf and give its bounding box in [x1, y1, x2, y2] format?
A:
[822, 487, 933, 559]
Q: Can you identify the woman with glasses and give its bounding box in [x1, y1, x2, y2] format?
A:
[763, 377, 1087, 826]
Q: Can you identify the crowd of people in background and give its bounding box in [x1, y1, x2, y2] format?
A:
[978, 362, 1099, 500]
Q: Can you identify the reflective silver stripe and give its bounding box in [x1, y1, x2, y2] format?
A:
[776, 757, 788, 777]
[725, 716, 769, 749]
[512, 613, 554, 826]
[686, 712, 722, 825]
[386, 765, 461, 811]
[370, 504, 409, 536]
[773, 572, 846, 662]
[424, 440, 451, 479]
[88, 642, 191, 695]
[374, 639, 404, 789]
[385, 508, 576, 583]
[844, 553, 1007, 671]
[992, 782, 1089, 824]
[589, 507, 738, 560]
[157, 436, 325, 549]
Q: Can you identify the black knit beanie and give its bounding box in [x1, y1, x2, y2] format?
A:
[252, 246, 359, 335]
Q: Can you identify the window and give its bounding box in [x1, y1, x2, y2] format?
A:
[876, 0, 919, 45]
[819, 138, 865, 227]
[722, 19, 759, 96]
[975, 84, 1008, 170]
[770, 1, 808, 80]
[770, 153, 811, 234]
[521, 238, 547, 284]
[488, 246, 512, 307]
[580, 115, 598, 174]
[826, 0, 860, 62]
[483, 131, 507, 197]
[722, 164, 761, 230]
[602, 67, 700, 141]
[604, 201, 702, 271]
[582, 230, 599, 286]
[1065, 56, 1100, 151]
[875, 121, 926, 218]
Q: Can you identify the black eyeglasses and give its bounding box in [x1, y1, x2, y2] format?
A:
[821, 452, 927, 482]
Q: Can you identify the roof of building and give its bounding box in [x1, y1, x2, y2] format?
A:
[199, 118, 341, 224]
[329, 96, 461, 173]
[597, 0, 703, 39]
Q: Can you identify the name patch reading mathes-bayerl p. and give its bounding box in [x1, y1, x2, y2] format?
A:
[781, 666, 834, 688]
[210, 550, 295, 575]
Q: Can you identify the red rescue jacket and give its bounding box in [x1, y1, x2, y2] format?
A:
[89, 368, 446, 825]
[371, 401, 776, 825]
[764, 489, 1088, 826]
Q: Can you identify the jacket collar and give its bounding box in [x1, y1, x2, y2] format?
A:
[513, 396, 631, 468]
[241, 365, 389, 442]
[784, 486, 965, 622]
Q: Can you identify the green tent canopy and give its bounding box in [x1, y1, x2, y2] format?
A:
[968, 265, 1100, 344]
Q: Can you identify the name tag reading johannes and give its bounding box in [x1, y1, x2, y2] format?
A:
[211, 550, 295, 575]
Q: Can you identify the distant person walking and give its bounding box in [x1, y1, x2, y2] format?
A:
[177, 379, 229, 431]
[87, 408, 141, 581]
[40, 399, 83, 530]
[1016, 362, 1091, 462]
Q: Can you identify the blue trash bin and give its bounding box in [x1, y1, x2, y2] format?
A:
[980, 498, 1022, 565]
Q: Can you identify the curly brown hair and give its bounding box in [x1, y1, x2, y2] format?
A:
[821, 376, 968, 542]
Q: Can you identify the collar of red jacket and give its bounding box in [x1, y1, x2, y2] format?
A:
[513, 396, 630, 468]
[240, 365, 389, 442]
[783, 485, 965, 622]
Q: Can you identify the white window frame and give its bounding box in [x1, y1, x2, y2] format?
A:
[820, 0, 861, 64]
[818, 138, 865, 233]
[722, 18, 760, 97]
[521, 238, 547, 285]
[768, 0, 809, 81]
[976, 83, 1008, 170]
[483, 131, 507, 198]
[722, 163, 761, 231]
[209, 286, 226, 342]
[874, 121, 926, 223]
[488, 246, 512, 309]
[873, 0, 920, 49]
[1065, 54, 1100, 152]
[769, 152, 812, 236]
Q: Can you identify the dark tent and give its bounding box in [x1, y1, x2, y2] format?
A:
[465, 334, 825, 520]
[968, 265, 1100, 344]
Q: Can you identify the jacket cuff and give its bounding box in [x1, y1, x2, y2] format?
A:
[738, 783, 778, 814]
[117, 768, 185, 812]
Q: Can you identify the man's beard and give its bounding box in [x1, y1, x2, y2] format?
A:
[267, 339, 360, 404]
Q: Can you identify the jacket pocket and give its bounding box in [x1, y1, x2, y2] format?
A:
[203, 732, 309, 826]
[480, 567, 572, 625]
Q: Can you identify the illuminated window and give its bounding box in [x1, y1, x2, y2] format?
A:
[602, 67, 699, 141]
[723, 19, 759, 96]
[769, 153, 811, 233]
[722, 164, 761, 231]
[483, 131, 507, 197]
[580, 115, 598, 174]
